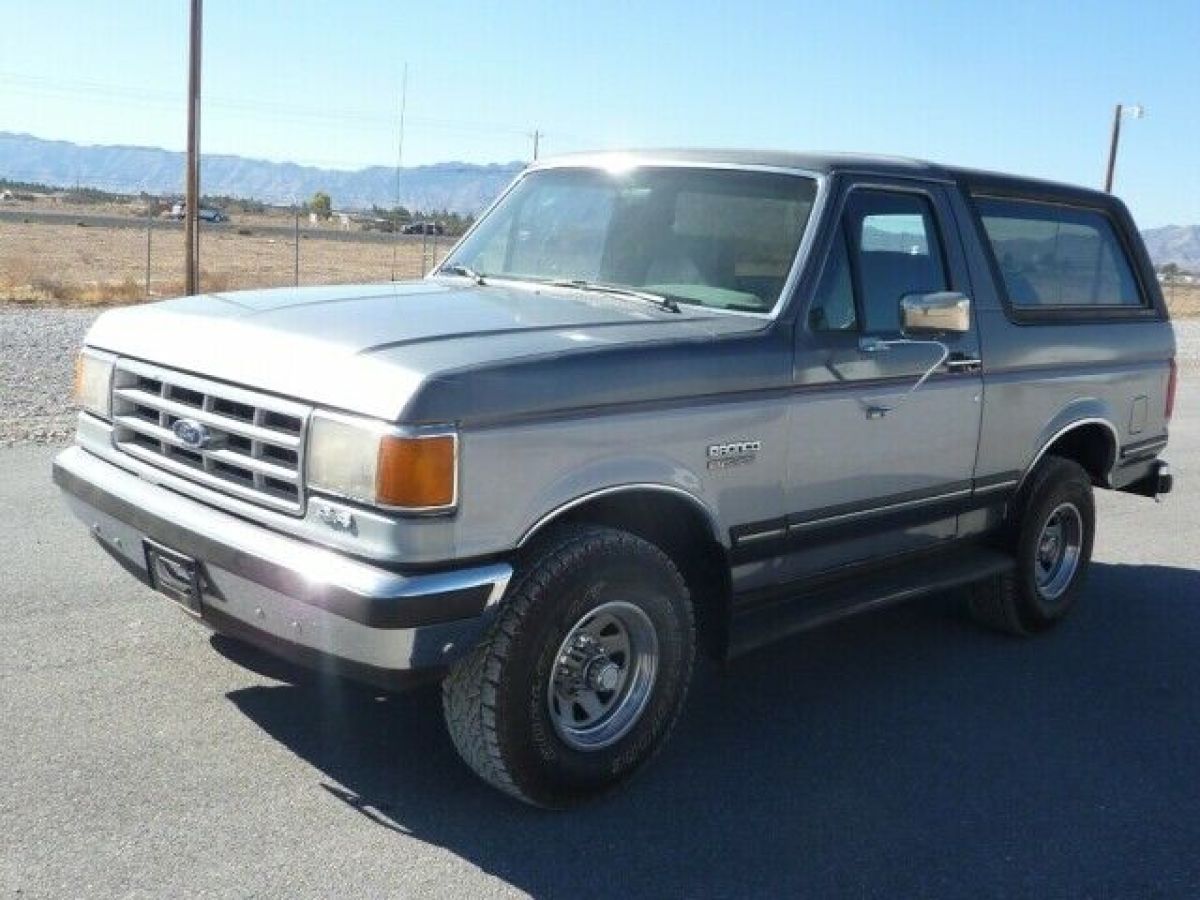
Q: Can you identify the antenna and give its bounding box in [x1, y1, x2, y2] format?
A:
[391, 62, 408, 281]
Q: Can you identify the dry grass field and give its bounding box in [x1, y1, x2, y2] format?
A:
[1162, 281, 1200, 318]
[0, 216, 449, 305]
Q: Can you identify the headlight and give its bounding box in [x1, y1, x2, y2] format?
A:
[307, 413, 458, 511]
[74, 349, 115, 419]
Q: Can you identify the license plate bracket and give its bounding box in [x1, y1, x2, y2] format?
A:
[144, 540, 203, 616]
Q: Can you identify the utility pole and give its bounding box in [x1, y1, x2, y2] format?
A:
[145, 208, 153, 298]
[1104, 103, 1144, 193]
[293, 204, 300, 286]
[531, 129, 541, 161]
[184, 0, 203, 294]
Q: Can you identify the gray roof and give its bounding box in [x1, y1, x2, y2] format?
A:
[534, 147, 932, 175]
[533, 148, 1112, 204]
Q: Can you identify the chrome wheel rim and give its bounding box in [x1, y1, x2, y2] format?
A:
[1034, 502, 1083, 601]
[547, 601, 659, 751]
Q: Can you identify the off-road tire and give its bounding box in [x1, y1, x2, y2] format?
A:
[969, 456, 1095, 636]
[442, 525, 695, 808]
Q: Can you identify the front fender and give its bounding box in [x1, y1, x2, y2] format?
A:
[515, 453, 723, 548]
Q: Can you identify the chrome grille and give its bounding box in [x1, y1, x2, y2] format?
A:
[110, 359, 311, 514]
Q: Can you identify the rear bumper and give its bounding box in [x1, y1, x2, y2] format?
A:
[1154, 461, 1175, 497]
[1118, 456, 1174, 500]
[53, 446, 512, 688]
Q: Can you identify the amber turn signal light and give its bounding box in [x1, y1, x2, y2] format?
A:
[376, 434, 457, 509]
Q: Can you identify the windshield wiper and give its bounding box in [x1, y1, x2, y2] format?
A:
[548, 279, 680, 313]
[440, 264, 486, 285]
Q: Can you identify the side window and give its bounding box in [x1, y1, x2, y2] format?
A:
[846, 191, 948, 333]
[974, 198, 1144, 309]
[809, 230, 857, 331]
[808, 188, 949, 335]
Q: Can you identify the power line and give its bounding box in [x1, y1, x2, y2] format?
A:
[0, 70, 551, 139]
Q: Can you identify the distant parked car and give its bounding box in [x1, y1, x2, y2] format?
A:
[358, 217, 397, 233]
[403, 221, 444, 235]
[166, 202, 227, 223]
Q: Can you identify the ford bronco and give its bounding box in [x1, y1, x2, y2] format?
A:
[55, 150, 1176, 807]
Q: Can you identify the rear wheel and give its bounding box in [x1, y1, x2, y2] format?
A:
[969, 456, 1095, 636]
[442, 525, 695, 808]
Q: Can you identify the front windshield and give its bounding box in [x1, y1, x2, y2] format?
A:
[441, 166, 818, 313]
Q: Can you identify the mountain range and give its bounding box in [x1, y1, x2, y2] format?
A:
[0, 132, 523, 214]
[0, 132, 1196, 267]
[1140, 225, 1200, 271]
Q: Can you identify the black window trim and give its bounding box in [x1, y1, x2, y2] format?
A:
[966, 191, 1162, 325]
[804, 180, 954, 338]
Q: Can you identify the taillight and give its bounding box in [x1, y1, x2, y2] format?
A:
[1166, 358, 1178, 421]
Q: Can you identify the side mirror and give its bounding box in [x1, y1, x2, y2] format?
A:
[900, 292, 971, 335]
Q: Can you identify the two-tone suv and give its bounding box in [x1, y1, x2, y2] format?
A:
[56, 150, 1175, 807]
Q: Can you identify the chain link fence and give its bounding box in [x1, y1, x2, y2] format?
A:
[0, 205, 455, 305]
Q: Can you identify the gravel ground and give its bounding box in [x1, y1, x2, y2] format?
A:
[1177, 318, 1200, 371]
[0, 304, 99, 446]
[0, 303, 1198, 448]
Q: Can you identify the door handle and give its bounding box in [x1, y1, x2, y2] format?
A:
[946, 353, 982, 373]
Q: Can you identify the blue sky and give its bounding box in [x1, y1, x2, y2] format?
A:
[1, 0, 1196, 227]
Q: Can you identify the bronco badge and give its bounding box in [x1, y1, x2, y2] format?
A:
[707, 440, 761, 469]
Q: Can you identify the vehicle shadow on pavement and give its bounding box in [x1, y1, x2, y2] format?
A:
[220, 562, 1200, 898]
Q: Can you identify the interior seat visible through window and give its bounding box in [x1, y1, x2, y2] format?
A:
[809, 188, 950, 334]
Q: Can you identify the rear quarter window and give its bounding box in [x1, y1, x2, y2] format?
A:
[974, 197, 1146, 314]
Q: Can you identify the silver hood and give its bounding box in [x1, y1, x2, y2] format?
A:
[84, 280, 757, 421]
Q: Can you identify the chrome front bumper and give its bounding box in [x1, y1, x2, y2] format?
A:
[53, 446, 512, 687]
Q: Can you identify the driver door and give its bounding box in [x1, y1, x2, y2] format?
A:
[784, 179, 983, 579]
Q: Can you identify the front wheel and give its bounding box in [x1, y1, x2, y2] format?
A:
[969, 455, 1095, 635]
[442, 525, 695, 808]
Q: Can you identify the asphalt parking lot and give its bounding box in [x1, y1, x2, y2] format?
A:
[2, 385, 1198, 899]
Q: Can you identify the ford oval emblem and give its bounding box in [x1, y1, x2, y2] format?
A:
[172, 418, 211, 450]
